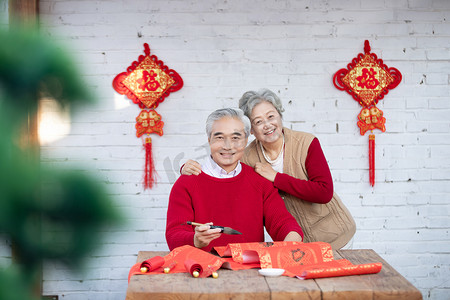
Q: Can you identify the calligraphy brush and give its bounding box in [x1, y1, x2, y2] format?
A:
[185, 221, 242, 235]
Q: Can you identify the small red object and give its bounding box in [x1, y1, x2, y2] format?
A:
[164, 261, 178, 273]
[357, 105, 386, 135]
[136, 109, 164, 138]
[185, 259, 203, 277]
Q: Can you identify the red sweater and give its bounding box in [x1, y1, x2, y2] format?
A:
[274, 138, 334, 204]
[166, 163, 304, 252]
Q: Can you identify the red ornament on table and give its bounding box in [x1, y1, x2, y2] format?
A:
[113, 43, 183, 189]
[113, 43, 183, 109]
[333, 40, 401, 186]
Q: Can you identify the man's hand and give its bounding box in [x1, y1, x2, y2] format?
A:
[193, 222, 222, 248]
[254, 162, 277, 182]
[181, 159, 202, 176]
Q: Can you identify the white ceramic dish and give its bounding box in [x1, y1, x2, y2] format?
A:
[258, 268, 285, 277]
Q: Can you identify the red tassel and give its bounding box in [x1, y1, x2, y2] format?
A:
[144, 137, 156, 189]
[369, 134, 375, 186]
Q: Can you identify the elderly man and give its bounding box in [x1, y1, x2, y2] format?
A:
[165, 108, 303, 252]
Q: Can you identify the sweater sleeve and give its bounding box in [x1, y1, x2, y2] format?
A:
[165, 177, 196, 251]
[273, 138, 333, 204]
[262, 182, 304, 241]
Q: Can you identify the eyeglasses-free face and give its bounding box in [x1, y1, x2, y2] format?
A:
[208, 117, 248, 174]
[250, 101, 283, 145]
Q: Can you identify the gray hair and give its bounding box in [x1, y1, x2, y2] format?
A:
[206, 108, 251, 138]
[238, 89, 285, 119]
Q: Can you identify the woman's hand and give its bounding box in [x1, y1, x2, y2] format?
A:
[254, 162, 277, 182]
[181, 159, 202, 175]
[193, 222, 222, 248]
[283, 231, 303, 242]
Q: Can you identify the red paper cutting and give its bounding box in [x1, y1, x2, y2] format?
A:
[333, 40, 401, 186]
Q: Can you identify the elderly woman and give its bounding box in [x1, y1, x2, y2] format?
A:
[182, 89, 355, 249]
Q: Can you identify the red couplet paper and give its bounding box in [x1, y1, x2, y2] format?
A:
[127, 255, 165, 282]
[216, 241, 334, 266]
[214, 241, 382, 279]
[298, 262, 383, 280]
[141, 255, 165, 272]
[128, 245, 226, 281]
[128, 242, 383, 282]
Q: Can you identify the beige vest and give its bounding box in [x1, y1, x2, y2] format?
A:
[243, 128, 356, 249]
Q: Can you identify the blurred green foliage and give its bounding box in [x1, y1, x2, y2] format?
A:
[0, 28, 122, 299]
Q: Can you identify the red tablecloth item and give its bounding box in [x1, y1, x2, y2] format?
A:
[214, 241, 382, 279]
[128, 245, 226, 281]
[128, 242, 382, 282]
[298, 261, 383, 279]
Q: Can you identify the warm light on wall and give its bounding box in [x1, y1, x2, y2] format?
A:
[114, 93, 130, 110]
[38, 97, 71, 145]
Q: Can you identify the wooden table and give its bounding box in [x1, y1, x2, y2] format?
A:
[126, 249, 422, 300]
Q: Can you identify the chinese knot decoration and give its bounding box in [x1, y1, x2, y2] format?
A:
[333, 40, 401, 186]
[113, 43, 183, 189]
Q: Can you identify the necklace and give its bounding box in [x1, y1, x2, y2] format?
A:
[260, 135, 285, 165]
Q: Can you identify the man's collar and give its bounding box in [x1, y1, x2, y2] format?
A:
[202, 155, 242, 178]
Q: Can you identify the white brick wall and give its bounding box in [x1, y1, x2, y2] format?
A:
[4, 0, 450, 299]
[0, 0, 7, 28]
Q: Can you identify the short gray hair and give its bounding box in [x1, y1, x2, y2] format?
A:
[206, 108, 251, 138]
[238, 89, 285, 119]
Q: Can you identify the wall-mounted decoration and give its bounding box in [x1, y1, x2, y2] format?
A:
[333, 40, 401, 186]
[113, 43, 183, 189]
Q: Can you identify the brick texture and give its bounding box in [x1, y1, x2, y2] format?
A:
[2, 0, 450, 299]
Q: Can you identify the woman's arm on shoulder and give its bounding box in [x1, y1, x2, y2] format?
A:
[274, 138, 333, 204]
